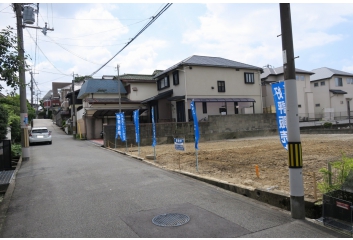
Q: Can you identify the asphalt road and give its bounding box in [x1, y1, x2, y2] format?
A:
[0, 119, 346, 237]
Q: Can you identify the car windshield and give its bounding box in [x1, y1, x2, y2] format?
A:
[32, 129, 48, 134]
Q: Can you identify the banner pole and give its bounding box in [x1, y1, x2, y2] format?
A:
[196, 149, 198, 172]
[138, 142, 140, 156]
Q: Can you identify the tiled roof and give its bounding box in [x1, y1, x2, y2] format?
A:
[154, 55, 263, 79]
[261, 66, 315, 79]
[310, 67, 353, 81]
[77, 79, 127, 99]
[116, 70, 164, 82]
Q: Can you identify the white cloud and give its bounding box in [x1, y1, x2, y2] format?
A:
[182, 3, 353, 68]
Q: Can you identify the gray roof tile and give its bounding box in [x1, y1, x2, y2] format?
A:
[154, 55, 263, 79]
[310, 67, 353, 81]
[77, 79, 126, 99]
[261, 66, 314, 79]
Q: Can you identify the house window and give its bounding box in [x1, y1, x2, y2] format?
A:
[315, 103, 320, 107]
[158, 76, 170, 90]
[335, 77, 343, 87]
[202, 102, 207, 113]
[314, 82, 319, 87]
[244, 73, 255, 84]
[320, 81, 325, 86]
[173, 71, 179, 85]
[126, 84, 131, 94]
[217, 81, 225, 92]
[298, 104, 301, 108]
[347, 78, 353, 84]
[296, 75, 304, 81]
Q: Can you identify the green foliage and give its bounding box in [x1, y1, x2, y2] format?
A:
[11, 143, 21, 157]
[323, 122, 332, 128]
[318, 154, 353, 194]
[0, 94, 35, 143]
[0, 104, 9, 139]
[0, 26, 30, 91]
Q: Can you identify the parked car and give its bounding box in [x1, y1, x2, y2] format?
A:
[29, 127, 52, 146]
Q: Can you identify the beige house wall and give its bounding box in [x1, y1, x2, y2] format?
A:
[127, 82, 157, 101]
[311, 75, 353, 119]
[262, 73, 314, 119]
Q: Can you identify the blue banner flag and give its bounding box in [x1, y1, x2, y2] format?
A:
[271, 82, 288, 150]
[133, 109, 140, 143]
[151, 107, 156, 147]
[120, 112, 126, 142]
[115, 113, 121, 139]
[190, 100, 200, 150]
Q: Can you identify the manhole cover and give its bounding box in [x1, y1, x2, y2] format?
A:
[152, 213, 190, 227]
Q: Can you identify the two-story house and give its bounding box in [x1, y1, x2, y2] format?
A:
[310, 67, 353, 121]
[261, 66, 315, 121]
[76, 70, 161, 139]
[141, 55, 264, 123]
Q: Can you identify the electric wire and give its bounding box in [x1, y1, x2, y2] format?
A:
[0, 4, 11, 12]
[26, 28, 66, 75]
[90, 3, 173, 76]
[45, 34, 116, 68]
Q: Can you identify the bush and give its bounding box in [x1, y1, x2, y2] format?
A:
[11, 143, 21, 157]
[0, 104, 9, 139]
[318, 154, 353, 194]
[323, 122, 332, 128]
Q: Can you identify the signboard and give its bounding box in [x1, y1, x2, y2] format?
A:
[190, 100, 199, 150]
[151, 107, 156, 147]
[174, 138, 185, 151]
[115, 113, 121, 139]
[133, 109, 140, 143]
[116, 112, 126, 141]
[271, 82, 288, 150]
[336, 201, 350, 210]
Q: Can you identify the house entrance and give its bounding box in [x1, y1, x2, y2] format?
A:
[176, 101, 185, 122]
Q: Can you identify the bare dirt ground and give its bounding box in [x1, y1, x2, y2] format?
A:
[114, 134, 353, 201]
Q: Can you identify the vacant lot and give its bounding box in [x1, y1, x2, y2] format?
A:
[114, 134, 353, 201]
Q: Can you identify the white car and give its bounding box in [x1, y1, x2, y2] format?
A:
[29, 127, 52, 145]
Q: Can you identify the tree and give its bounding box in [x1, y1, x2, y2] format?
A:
[0, 94, 35, 143]
[0, 104, 9, 139]
[0, 26, 29, 92]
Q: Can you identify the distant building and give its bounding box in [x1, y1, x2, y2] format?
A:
[310, 67, 353, 121]
[261, 66, 315, 121]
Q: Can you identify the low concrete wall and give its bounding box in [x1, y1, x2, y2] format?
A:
[103, 114, 279, 147]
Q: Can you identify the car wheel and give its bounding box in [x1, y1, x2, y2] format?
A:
[49, 141, 52, 145]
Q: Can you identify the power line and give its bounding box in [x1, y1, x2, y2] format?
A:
[90, 3, 173, 76]
[26, 28, 66, 75]
[45, 34, 116, 68]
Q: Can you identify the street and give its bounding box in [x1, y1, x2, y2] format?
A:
[0, 119, 346, 237]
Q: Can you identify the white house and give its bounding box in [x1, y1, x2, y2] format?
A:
[310, 67, 353, 121]
[261, 66, 315, 121]
[141, 55, 264, 123]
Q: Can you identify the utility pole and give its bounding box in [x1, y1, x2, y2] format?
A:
[29, 70, 38, 107]
[72, 73, 76, 139]
[117, 64, 121, 112]
[279, 3, 305, 219]
[14, 3, 30, 161]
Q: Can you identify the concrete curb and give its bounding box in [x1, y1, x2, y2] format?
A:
[0, 155, 23, 234]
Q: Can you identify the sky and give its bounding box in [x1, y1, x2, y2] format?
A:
[1, 2, 353, 103]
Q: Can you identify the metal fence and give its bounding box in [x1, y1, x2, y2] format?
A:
[297, 111, 353, 122]
[323, 190, 353, 235]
